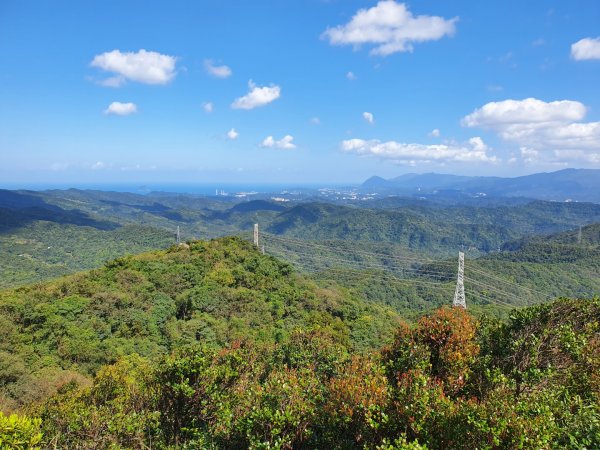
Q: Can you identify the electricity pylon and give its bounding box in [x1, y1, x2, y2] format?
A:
[453, 251, 466, 308]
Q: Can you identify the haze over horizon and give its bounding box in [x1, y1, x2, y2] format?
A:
[1, 0, 600, 186]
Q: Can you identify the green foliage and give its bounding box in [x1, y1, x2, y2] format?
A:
[36, 355, 160, 449]
[0, 222, 175, 289]
[0, 237, 400, 409]
[29, 298, 600, 449]
[0, 412, 43, 449]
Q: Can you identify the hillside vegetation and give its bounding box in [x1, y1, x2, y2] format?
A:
[2, 298, 598, 449]
[2, 188, 600, 290]
[0, 238, 400, 411]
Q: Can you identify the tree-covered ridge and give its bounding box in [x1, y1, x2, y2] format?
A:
[3, 188, 600, 290]
[496, 222, 600, 263]
[0, 237, 400, 411]
[267, 201, 600, 255]
[5, 298, 597, 449]
[0, 222, 175, 289]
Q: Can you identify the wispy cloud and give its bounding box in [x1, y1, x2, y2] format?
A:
[204, 59, 232, 78]
[341, 136, 496, 164]
[203, 102, 214, 113]
[363, 111, 374, 124]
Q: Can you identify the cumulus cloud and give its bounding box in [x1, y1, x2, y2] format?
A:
[232, 80, 281, 110]
[91, 49, 177, 85]
[463, 98, 600, 164]
[429, 128, 440, 137]
[463, 98, 599, 147]
[104, 102, 137, 116]
[227, 128, 239, 140]
[341, 137, 496, 164]
[363, 111, 375, 124]
[202, 102, 214, 113]
[571, 37, 600, 60]
[204, 59, 232, 78]
[346, 71, 357, 80]
[322, 1, 458, 56]
[462, 98, 586, 131]
[261, 135, 296, 149]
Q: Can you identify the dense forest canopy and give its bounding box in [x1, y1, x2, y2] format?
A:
[0, 188, 598, 448]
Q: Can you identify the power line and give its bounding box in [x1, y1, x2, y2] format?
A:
[465, 265, 554, 299]
[263, 242, 453, 279]
[262, 232, 457, 267]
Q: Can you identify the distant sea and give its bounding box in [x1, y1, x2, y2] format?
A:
[1, 182, 342, 196]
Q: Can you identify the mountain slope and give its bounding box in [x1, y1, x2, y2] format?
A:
[0, 237, 400, 409]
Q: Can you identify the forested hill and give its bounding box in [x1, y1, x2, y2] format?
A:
[493, 222, 600, 263]
[267, 201, 600, 254]
[0, 237, 400, 410]
[3, 186, 600, 290]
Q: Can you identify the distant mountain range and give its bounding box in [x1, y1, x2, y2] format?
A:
[360, 168, 600, 203]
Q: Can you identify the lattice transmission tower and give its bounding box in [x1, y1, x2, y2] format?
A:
[453, 251, 466, 308]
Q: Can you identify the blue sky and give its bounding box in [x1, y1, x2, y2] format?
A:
[1, 0, 600, 186]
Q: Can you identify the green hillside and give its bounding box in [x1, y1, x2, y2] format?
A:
[0, 222, 175, 288]
[0, 237, 400, 411]
[3, 298, 598, 449]
[3, 188, 600, 290]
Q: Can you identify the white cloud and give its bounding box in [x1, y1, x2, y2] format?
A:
[204, 59, 232, 78]
[227, 128, 239, 140]
[346, 71, 357, 80]
[363, 111, 374, 124]
[429, 128, 440, 137]
[232, 80, 281, 110]
[553, 150, 600, 164]
[91, 49, 177, 85]
[571, 37, 600, 60]
[322, 1, 458, 56]
[98, 76, 126, 88]
[104, 102, 137, 116]
[520, 147, 540, 164]
[463, 98, 600, 165]
[261, 135, 296, 150]
[310, 117, 321, 125]
[341, 137, 496, 164]
[463, 98, 599, 147]
[462, 98, 586, 131]
[203, 102, 214, 113]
